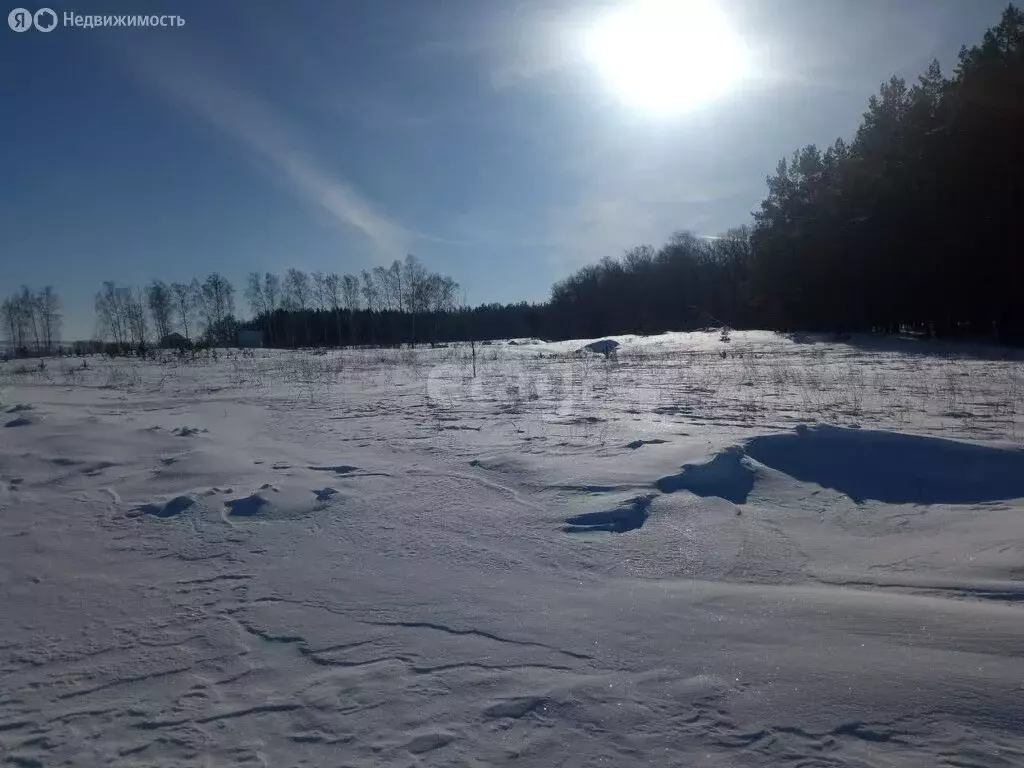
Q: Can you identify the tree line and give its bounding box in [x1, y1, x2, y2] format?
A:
[1, 286, 62, 355]
[93, 273, 237, 349]
[244, 254, 461, 347]
[552, 5, 1024, 343]
[8, 7, 1021, 353]
[79, 255, 468, 352]
[548, 231, 754, 339]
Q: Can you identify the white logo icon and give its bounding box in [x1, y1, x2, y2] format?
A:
[8, 7, 33, 30]
[33, 7, 56, 30]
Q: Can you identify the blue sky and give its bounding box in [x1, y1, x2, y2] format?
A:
[0, 0, 1010, 339]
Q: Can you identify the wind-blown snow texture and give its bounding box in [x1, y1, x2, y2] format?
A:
[2, 331, 1023, 766]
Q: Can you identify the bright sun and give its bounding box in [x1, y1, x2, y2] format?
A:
[583, 0, 750, 117]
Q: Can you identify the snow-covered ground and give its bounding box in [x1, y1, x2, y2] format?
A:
[2, 331, 1023, 767]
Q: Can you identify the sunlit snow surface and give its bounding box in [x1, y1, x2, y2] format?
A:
[2, 331, 1023, 766]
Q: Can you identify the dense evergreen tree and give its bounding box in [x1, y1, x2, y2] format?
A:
[548, 231, 753, 339]
[553, 6, 1024, 342]
[752, 5, 1023, 339]
[85, 7, 1024, 350]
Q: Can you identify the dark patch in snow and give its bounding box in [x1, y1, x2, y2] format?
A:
[626, 438, 669, 450]
[823, 576, 1024, 603]
[563, 495, 654, 533]
[172, 426, 208, 437]
[652, 405, 695, 416]
[308, 465, 359, 475]
[745, 425, 1024, 504]
[224, 493, 271, 517]
[831, 721, 893, 743]
[195, 702, 300, 724]
[549, 483, 632, 495]
[365, 619, 593, 660]
[578, 339, 620, 356]
[6, 404, 34, 413]
[483, 697, 550, 719]
[83, 461, 118, 477]
[551, 415, 605, 426]
[313, 487, 339, 502]
[289, 731, 353, 745]
[177, 573, 251, 585]
[4, 416, 35, 428]
[656, 447, 755, 504]
[133, 495, 197, 519]
[405, 731, 455, 754]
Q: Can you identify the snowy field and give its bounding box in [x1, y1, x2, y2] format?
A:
[2, 330, 1023, 767]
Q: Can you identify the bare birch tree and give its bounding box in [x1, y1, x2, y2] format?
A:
[146, 280, 173, 341]
[170, 280, 200, 342]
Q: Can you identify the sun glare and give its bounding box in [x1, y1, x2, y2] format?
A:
[584, 0, 750, 117]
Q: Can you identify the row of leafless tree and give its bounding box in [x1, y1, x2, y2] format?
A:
[1, 286, 62, 353]
[95, 273, 236, 347]
[245, 256, 459, 315]
[90, 256, 460, 348]
[244, 255, 460, 346]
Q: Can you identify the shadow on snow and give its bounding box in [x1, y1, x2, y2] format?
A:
[563, 496, 655, 533]
[657, 426, 1024, 505]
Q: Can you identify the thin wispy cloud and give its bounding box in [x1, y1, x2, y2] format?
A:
[486, 2, 599, 90]
[544, 182, 751, 274]
[489, 44, 577, 91]
[544, 123, 762, 274]
[113, 39, 413, 260]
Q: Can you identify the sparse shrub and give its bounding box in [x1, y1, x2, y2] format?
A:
[524, 376, 540, 401]
[59, 361, 83, 386]
[503, 383, 524, 413]
[547, 370, 566, 404]
[104, 365, 142, 390]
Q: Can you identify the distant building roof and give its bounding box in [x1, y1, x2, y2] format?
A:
[159, 332, 189, 348]
[237, 329, 263, 348]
